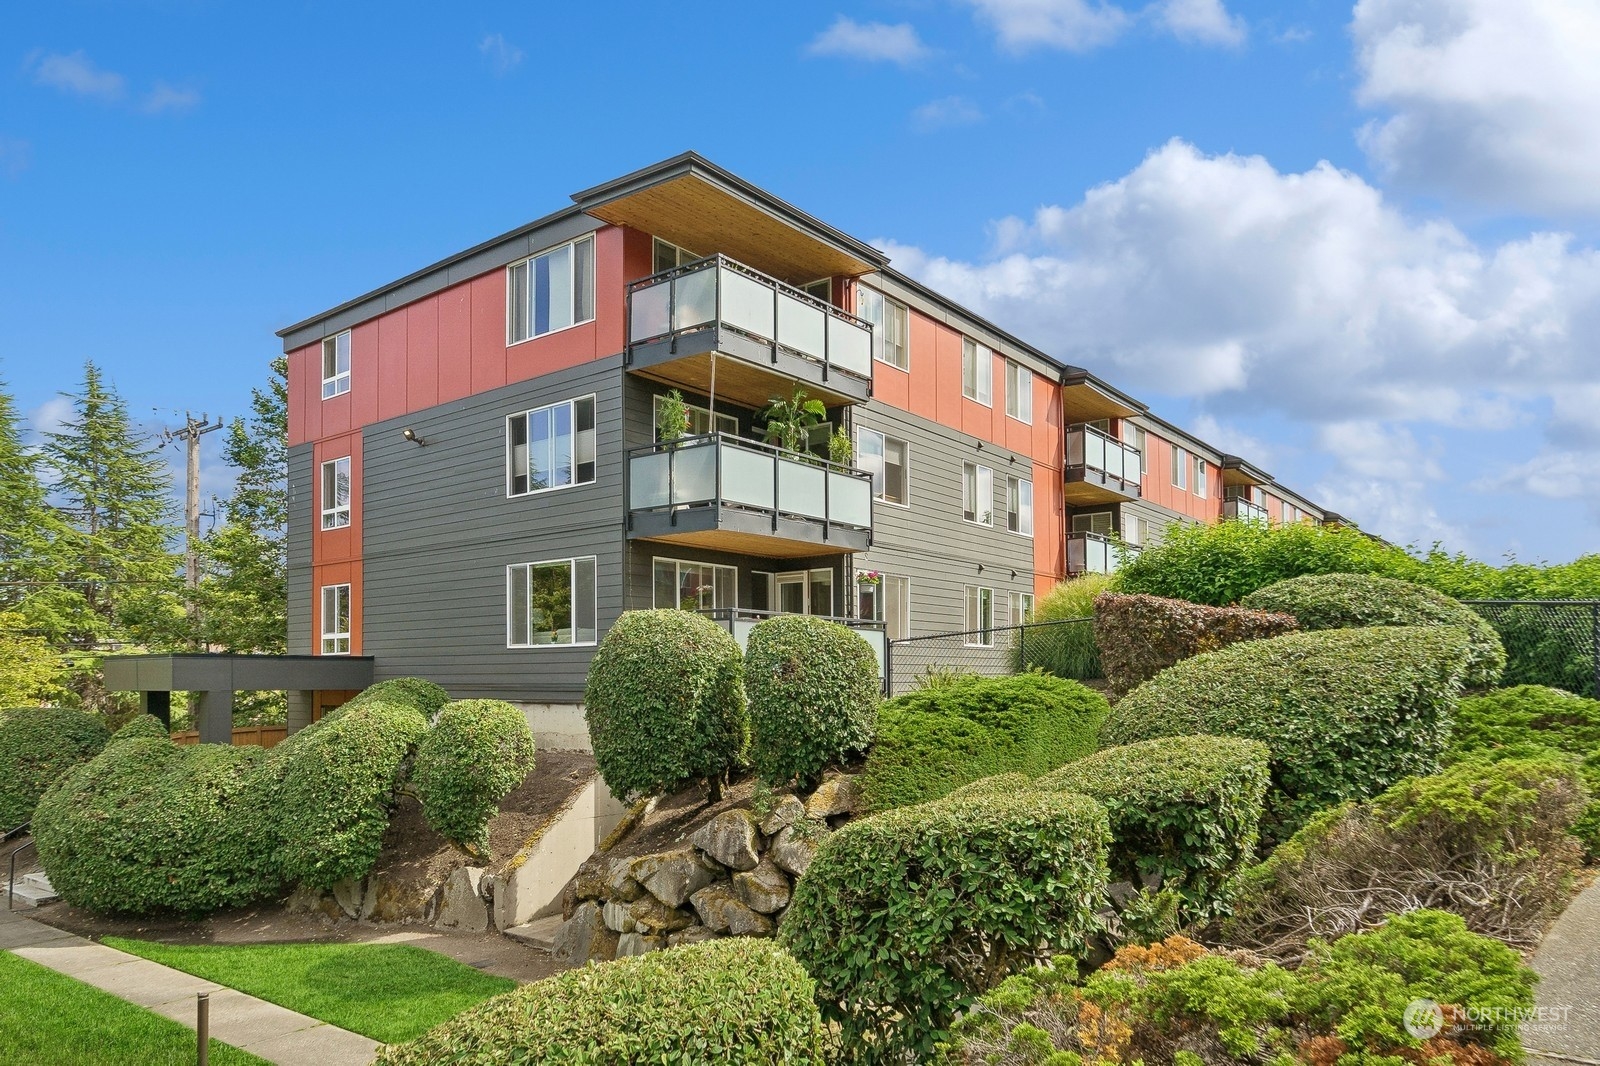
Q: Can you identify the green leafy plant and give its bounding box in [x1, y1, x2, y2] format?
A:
[377, 938, 831, 1065]
[1093, 592, 1299, 698]
[0, 707, 110, 828]
[1104, 626, 1476, 840]
[861, 672, 1108, 811]
[761, 385, 828, 457]
[745, 615, 879, 790]
[583, 609, 747, 802]
[829, 427, 854, 466]
[655, 388, 690, 445]
[107, 714, 169, 745]
[1011, 574, 1113, 679]
[335, 677, 449, 721]
[413, 699, 535, 856]
[780, 792, 1110, 1062]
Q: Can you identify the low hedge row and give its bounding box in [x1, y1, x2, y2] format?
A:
[413, 699, 535, 855]
[0, 707, 110, 829]
[744, 615, 878, 790]
[1092, 592, 1298, 697]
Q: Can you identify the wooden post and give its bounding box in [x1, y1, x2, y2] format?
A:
[197, 991, 209, 1066]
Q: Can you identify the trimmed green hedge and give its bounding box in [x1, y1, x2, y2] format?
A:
[108, 714, 169, 745]
[338, 677, 449, 721]
[744, 616, 879, 789]
[33, 738, 278, 915]
[377, 937, 830, 1065]
[780, 792, 1109, 1061]
[584, 610, 747, 800]
[1104, 626, 1475, 839]
[0, 707, 110, 829]
[861, 673, 1107, 811]
[938, 772, 1037, 803]
[1241, 572, 1505, 687]
[413, 700, 535, 854]
[1036, 734, 1269, 919]
[1093, 592, 1299, 697]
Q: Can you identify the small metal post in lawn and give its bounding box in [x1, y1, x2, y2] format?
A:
[197, 991, 209, 1066]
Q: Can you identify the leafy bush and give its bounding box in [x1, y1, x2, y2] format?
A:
[1012, 574, 1113, 679]
[943, 911, 1533, 1065]
[339, 677, 450, 721]
[267, 699, 429, 888]
[33, 738, 278, 915]
[1241, 572, 1506, 687]
[1104, 626, 1475, 839]
[939, 772, 1037, 802]
[1093, 592, 1298, 698]
[583, 610, 747, 801]
[377, 937, 830, 1065]
[744, 616, 879, 789]
[0, 707, 110, 829]
[413, 700, 535, 855]
[1445, 684, 1600, 852]
[1036, 735, 1269, 919]
[780, 791, 1110, 1062]
[108, 714, 169, 745]
[861, 673, 1107, 811]
[1224, 756, 1586, 958]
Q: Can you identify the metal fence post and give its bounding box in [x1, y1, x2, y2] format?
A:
[1593, 603, 1600, 700]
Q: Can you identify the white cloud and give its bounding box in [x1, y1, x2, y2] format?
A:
[1150, 0, 1246, 47]
[1189, 414, 1271, 467]
[963, 0, 1131, 53]
[28, 50, 125, 101]
[1352, 0, 1600, 216]
[27, 397, 73, 442]
[912, 95, 984, 131]
[142, 82, 199, 114]
[806, 17, 932, 65]
[478, 33, 523, 76]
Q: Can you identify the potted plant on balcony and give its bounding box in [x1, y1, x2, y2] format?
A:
[761, 386, 827, 460]
[657, 389, 690, 449]
[828, 427, 853, 467]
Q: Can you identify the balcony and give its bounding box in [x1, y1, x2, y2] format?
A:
[1064, 424, 1143, 504]
[628, 433, 873, 558]
[1223, 497, 1270, 524]
[627, 255, 873, 409]
[1066, 531, 1141, 576]
[702, 607, 886, 683]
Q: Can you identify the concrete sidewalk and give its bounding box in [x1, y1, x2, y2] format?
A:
[1526, 881, 1600, 1064]
[0, 907, 379, 1066]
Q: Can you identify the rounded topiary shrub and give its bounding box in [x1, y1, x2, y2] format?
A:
[1036, 734, 1270, 919]
[377, 937, 829, 1065]
[583, 610, 746, 801]
[267, 699, 429, 888]
[33, 738, 278, 915]
[860, 672, 1107, 811]
[0, 707, 111, 829]
[780, 791, 1110, 1061]
[338, 677, 450, 721]
[108, 714, 169, 746]
[938, 771, 1037, 802]
[744, 615, 879, 789]
[413, 699, 535, 855]
[1241, 572, 1506, 687]
[1103, 626, 1475, 839]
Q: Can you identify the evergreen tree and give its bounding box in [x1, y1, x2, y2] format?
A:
[0, 379, 58, 611]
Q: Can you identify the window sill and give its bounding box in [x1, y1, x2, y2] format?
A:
[507, 317, 596, 348]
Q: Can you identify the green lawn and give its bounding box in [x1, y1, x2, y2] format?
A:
[0, 951, 266, 1065]
[104, 938, 517, 1044]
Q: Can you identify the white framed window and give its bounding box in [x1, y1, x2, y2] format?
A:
[508, 396, 596, 496]
[508, 557, 598, 647]
[965, 586, 994, 647]
[508, 235, 595, 344]
[653, 394, 737, 440]
[653, 237, 697, 274]
[320, 456, 351, 530]
[857, 285, 909, 370]
[856, 428, 910, 506]
[1123, 515, 1144, 547]
[801, 278, 832, 302]
[1005, 360, 1032, 423]
[961, 338, 992, 406]
[320, 584, 351, 655]
[860, 573, 911, 640]
[1171, 445, 1188, 490]
[1009, 590, 1036, 625]
[856, 571, 882, 624]
[321, 331, 351, 399]
[1006, 476, 1033, 536]
[652, 558, 738, 612]
[962, 462, 993, 525]
[1073, 511, 1114, 536]
[1122, 423, 1146, 474]
[1193, 456, 1208, 498]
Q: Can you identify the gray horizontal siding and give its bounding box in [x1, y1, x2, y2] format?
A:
[286, 444, 313, 655]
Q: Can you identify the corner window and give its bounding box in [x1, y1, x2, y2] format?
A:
[653, 237, 698, 274]
[964, 586, 994, 647]
[652, 558, 737, 612]
[1171, 445, 1188, 490]
[1006, 476, 1033, 536]
[962, 462, 993, 525]
[321, 331, 351, 399]
[320, 584, 351, 655]
[962, 338, 993, 406]
[1073, 511, 1114, 536]
[1193, 456, 1208, 498]
[508, 396, 597, 496]
[508, 557, 598, 647]
[508, 235, 595, 344]
[856, 428, 909, 506]
[1005, 360, 1032, 423]
[857, 285, 909, 370]
[1009, 590, 1036, 625]
[320, 457, 351, 530]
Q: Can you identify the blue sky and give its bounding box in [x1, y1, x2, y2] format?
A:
[4, 1, 1598, 562]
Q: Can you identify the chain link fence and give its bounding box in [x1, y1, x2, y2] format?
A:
[1463, 600, 1599, 698]
[886, 617, 1096, 697]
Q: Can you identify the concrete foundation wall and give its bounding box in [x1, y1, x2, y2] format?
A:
[493, 775, 629, 930]
[512, 702, 591, 752]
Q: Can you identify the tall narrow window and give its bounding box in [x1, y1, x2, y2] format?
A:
[884, 575, 910, 640]
[1123, 514, 1144, 547]
[321, 331, 351, 399]
[508, 396, 597, 496]
[856, 571, 882, 624]
[1193, 455, 1207, 498]
[1009, 590, 1036, 625]
[320, 584, 351, 654]
[962, 338, 993, 405]
[508, 557, 597, 647]
[963, 463, 993, 525]
[965, 586, 994, 647]
[508, 236, 595, 344]
[1122, 423, 1146, 474]
[320, 456, 351, 530]
[1005, 360, 1032, 423]
[856, 428, 910, 505]
[1006, 476, 1033, 536]
[1171, 445, 1188, 490]
[857, 285, 909, 370]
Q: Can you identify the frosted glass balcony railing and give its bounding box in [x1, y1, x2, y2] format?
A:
[1066, 531, 1141, 575]
[627, 255, 874, 384]
[629, 433, 874, 533]
[1223, 498, 1270, 524]
[1066, 424, 1142, 484]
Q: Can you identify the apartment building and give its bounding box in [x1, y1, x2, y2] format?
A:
[278, 153, 1335, 724]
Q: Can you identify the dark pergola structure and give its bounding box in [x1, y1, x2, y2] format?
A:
[101, 654, 375, 744]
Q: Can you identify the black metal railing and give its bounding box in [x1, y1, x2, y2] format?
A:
[1066, 531, 1140, 576]
[1463, 600, 1600, 698]
[885, 617, 1098, 697]
[5, 823, 33, 911]
[1065, 423, 1142, 491]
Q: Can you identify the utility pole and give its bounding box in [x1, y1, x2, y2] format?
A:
[163, 413, 225, 609]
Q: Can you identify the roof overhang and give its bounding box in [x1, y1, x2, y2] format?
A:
[1220, 454, 1273, 487]
[101, 654, 375, 693]
[1059, 368, 1145, 422]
